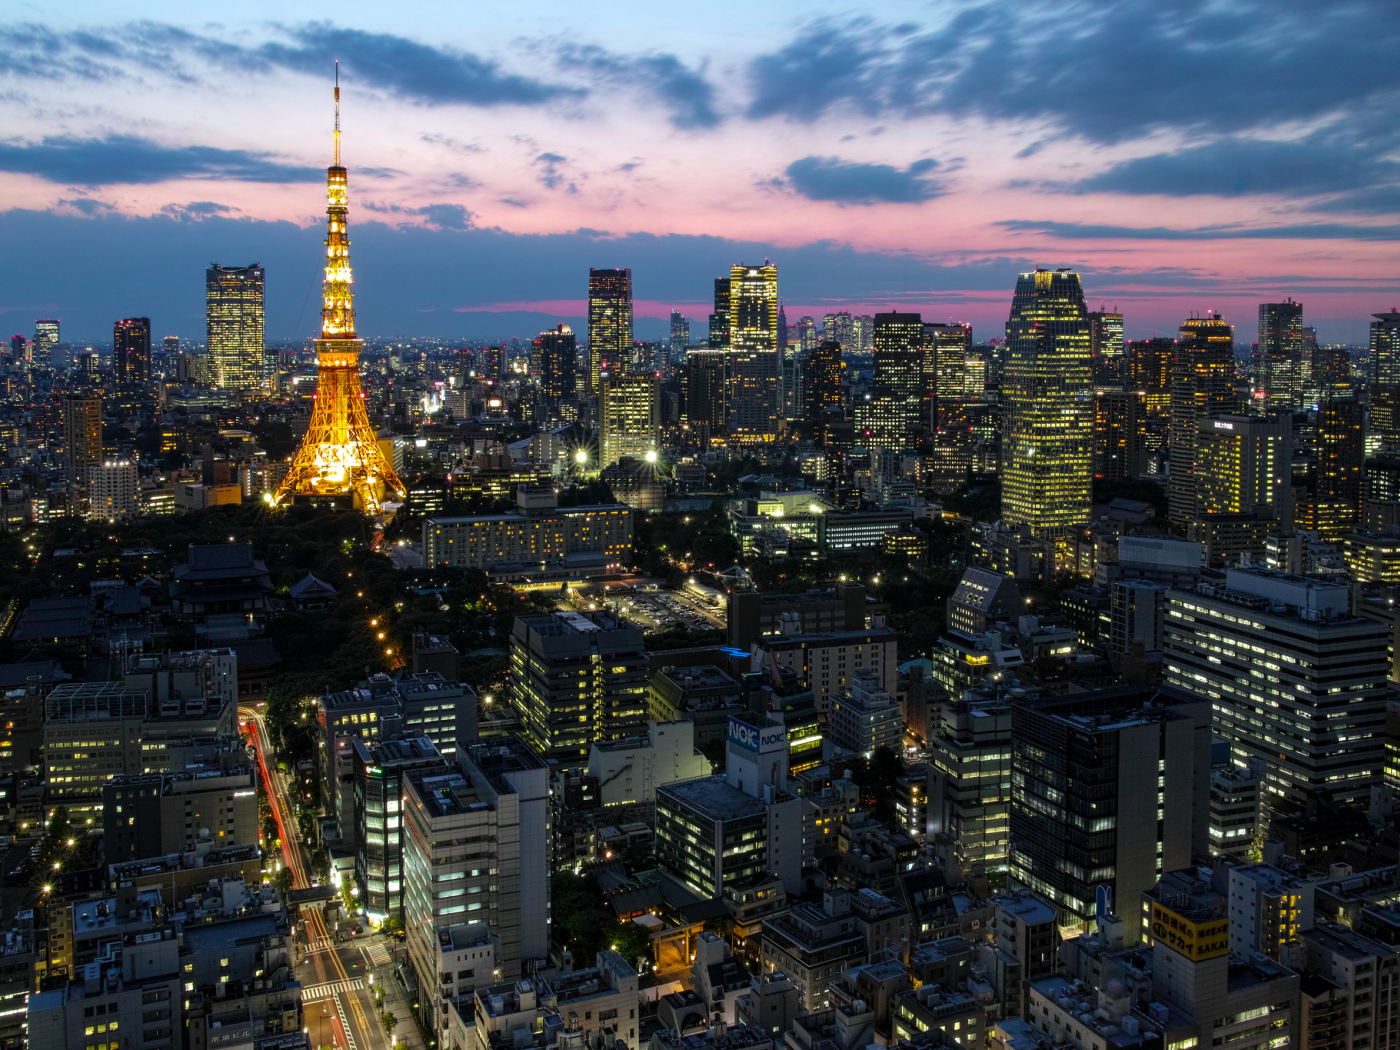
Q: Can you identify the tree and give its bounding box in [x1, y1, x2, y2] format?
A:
[380, 1012, 398, 1037]
[383, 915, 404, 936]
[611, 920, 653, 970]
[275, 868, 295, 897]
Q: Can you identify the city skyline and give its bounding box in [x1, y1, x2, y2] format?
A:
[3, 0, 1400, 343]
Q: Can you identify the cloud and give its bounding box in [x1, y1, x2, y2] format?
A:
[559, 45, 719, 129]
[746, 2, 1400, 144]
[999, 219, 1400, 241]
[159, 201, 236, 221]
[255, 24, 581, 107]
[0, 21, 580, 109]
[1070, 138, 1400, 199]
[533, 153, 575, 192]
[783, 156, 942, 204]
[416, 203, 471, 229]
[0, 134, 323, 185]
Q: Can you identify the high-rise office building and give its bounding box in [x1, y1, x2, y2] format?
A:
[162, 334, 179, 362]
[1256, 299, 1303, 413]
[33, 318, 58, 368]
[63, 393, 102, 479]
[587, 268, 632, 395]
[1168, 312, 1235, 525]
[1092, 390, 1146, 481]
[510, 611, 649, 765]
[113, 317, 151, 383]
[872, 312, 924, 429]
[1194, 414, 1293, 525]
[682, 351, 726, 446]
[90, 461, 139, 521]
[822, 311, 854, 351]
[708, 278, 731, 350]
[727, 262, 780, 443]
[924, 322, 972, 430]
[1371, 309, 1400, 385]
[1127, 336, 1174, 414]
[1088, 310, 1125, 384]
[1009, 685, 1212, 938]
[600, 373, 659, 466]
[853, 313, 876, 353]
[481, 344, 506, 383]
[777, 301, 788, 355]
[535, 323, 577, 404]
[206, 263, 264, 391]
[669, 310, 690, 362]
[1001, 268, 1093, 535]
[795, 315, 817, 352]
[1304, 397, 1365, 540]
[804, 340, 843, 436]
[1164, 569, 1387, 808]
[9, 334, 25, 361]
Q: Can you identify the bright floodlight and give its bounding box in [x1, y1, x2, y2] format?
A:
[644, 450, 658, 463]
[576, 450, 588, 463]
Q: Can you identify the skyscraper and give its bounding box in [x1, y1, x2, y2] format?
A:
[1001, 269, 1093, 535]
[1304, 398, 1365, 540]
[600, 373, 659, 466]
[1367, 310, 1400, 377]
[822, 311, 854, 352]
[1093, 391, 1146, 481]
[727, 262, 780, 443]
[708, 278, 730, 350]
[1256, 299, 1303, 413]
[1088, 310, 1125, 385]
[9, 335, 25, 361]
[1127, 337, 1174, 414]
[63, 393, 102, 478]
[33, 319, 58, 368]
[113, 317, 152, 383]
[872, 312, 924, 433]
[587, 268, 633, 395]
[795, 315, 817, 352]
[803, 341, 843, 433]
[669, 310, 690, 362]
[924, 321, 972, 430]
[1168, 312, 1235, 525]
[777, 301, 789, 355]
[682, 351, 726, 446]
[535, 324, 577, 404]
[206, 263, 265, 391]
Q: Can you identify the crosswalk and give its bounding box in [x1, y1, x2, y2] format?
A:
[303, 978, 365, 1002]
[364, 943, 392, 967]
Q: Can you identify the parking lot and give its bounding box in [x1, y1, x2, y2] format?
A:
[564, 583, 726, 634]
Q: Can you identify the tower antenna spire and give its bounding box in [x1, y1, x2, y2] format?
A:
[334, 61, 341, 167]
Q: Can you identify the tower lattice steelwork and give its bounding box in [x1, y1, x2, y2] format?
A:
[274, 67, 405, 514]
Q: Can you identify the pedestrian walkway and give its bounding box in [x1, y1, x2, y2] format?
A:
[372, 961, 426, 1050]
[304, 978, 366, 1001]
[365, 942, 392, 967]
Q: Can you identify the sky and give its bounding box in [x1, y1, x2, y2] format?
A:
[4, 0, 1400, 346]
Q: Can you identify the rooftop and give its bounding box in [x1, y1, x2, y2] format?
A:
[659, 777, 772, 822]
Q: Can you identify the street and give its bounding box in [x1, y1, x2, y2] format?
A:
[242, 709, 403, 1050]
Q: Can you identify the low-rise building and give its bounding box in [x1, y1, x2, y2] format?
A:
[828, 669, 902, 756]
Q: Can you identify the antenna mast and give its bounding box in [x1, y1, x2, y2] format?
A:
[334, 61, 341, 167]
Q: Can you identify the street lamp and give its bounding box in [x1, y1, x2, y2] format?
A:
[575, 450, 587, 464]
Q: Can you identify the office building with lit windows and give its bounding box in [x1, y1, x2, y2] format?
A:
[1371, 309, 1400, 385]
[1256, 299, 1303, 412]
[1009, 685, 1212, 938]
[600, 373, 659, 466]
[534, 323, 577, 403]
[1127, 336, 1174, 415]
[1088, 310, 1125, 384]
[206, 263, 265, 391]
[803, 341, 843, 424]
[726, 262, 780, 443]
[1092, 390, 1146, 481]
[670, 310, 690, 361]
[89, 460, 139, 521]
[510, 610, 649, 765]
[353, 734, 447, 921]
[62, 393, 102, 478]
[33, 318, 59, 367]
[1168, 313, 1235, 525]
[402, 735, 548, 996]
[927, 698, 1011, 879]
[683, 350, 726, 446]
[924, 321, 973, 429]
[1302, 398, 1365, 540]
[587, 268, 633, 395]
[1163, 568, 1388, 808]
[1001, 269, 1093, 536]
[1194, 414, 1293, 526]
[872, 312, 924, 427]
[113, 317, 151, 383]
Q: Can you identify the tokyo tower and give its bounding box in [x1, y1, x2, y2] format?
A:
[273, 66, 405, 514]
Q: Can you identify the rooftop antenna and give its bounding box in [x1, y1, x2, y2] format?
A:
[334, 60, 341, 167]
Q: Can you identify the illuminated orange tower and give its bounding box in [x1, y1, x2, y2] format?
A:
[274, 65, 405, 513]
